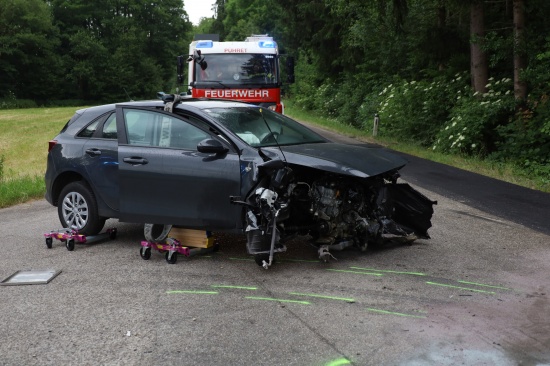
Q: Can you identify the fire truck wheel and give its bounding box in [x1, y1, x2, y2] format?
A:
[58, 181, 106, 236]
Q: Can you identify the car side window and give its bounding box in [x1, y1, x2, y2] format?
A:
[123, 109, 210, 149]
[101, 113, 117, 139]
[78, 120, 99, 138]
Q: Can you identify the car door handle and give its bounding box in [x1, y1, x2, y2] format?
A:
[85, 148, 102, 156]
[123, 157, 148, 165]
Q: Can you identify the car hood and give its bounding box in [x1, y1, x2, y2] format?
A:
[271, 142, 408, 178]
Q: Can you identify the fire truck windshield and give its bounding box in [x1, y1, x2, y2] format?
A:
[195, 54, 278, 87]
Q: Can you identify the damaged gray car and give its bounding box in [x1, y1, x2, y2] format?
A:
[45, 96, 435, 268]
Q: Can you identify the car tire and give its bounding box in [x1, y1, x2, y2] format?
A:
[58, 181, 105, 236]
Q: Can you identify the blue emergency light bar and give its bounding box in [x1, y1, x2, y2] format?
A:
[259, 40, 276, 48]
[196, 41, 214, 48]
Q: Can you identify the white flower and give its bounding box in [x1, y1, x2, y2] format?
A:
[471, 143, 476, 148]
[449, 135, 454, 140]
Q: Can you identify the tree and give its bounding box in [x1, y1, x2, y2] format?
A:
[50, 0, 193, 101]
[470, 0, 488, 94]
[0, 0, 62, 100]
[513, 0, 527, 101]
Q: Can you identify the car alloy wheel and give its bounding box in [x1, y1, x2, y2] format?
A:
[58, 181, 105, 236]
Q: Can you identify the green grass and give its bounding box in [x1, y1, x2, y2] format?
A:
[0, 176, 45, 208]
[0, 102, 547, 209]
[0, 106, 81, 208]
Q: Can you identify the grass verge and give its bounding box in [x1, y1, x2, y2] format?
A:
[0, 106, 78, 209]
[0, 175, 45, 208]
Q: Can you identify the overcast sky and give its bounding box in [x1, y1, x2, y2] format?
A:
[184, 0, 216, 25]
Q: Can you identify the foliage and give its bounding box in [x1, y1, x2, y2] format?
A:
[376, 73, 470, 146]
[0, 91, 37, 109]
[0, 0, 62, 100]
[434, 77, 516, 155]
[0, 175, 45, 209]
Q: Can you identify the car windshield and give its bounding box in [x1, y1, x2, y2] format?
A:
[202, 107, 326, 147]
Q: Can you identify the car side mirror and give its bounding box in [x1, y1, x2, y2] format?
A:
[197, 139, 228, 154]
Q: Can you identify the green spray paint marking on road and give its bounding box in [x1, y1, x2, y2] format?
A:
[211, 285, 258, 290]
[366, 308, 426, 319]
[289, 292, 355, 303]
[282, 258, 319, 263]
[426, 281, 495, 294]
[326, 269, 383, 276]
[245, 296, 311, 305]
[325, 358, 352, 366]
[166, 290, 219, 295]
[349, 267, 426, 276]
[457, 280, 511, 290]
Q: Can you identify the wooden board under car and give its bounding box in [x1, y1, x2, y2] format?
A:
[168, 227, 214, 248]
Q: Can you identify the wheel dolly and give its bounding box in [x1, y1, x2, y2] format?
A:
[44, 228, 117, 251]
[140, 237, 219, 264]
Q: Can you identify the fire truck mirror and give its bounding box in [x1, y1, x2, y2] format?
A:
[200, 61, 208, 71]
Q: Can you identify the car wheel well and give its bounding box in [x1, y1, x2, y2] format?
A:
[52, 172, 88, 206]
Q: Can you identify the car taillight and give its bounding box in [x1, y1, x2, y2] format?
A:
[48, 140, 57, 152]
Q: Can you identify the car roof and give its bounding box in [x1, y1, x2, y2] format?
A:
[115, 98, 257, 112]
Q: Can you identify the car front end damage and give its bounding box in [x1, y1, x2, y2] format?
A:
[235, 149, 436, 268]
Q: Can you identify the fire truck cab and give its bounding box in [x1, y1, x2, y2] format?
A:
[185, 34, 289, 113]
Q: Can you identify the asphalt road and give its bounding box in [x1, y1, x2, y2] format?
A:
[0, 127, 549, 366]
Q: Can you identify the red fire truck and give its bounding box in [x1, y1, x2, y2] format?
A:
[180, 34, 293, 114]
